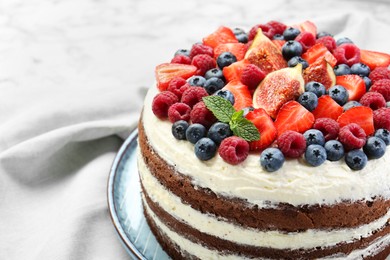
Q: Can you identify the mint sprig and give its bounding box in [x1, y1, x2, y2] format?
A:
[203, 96, 260, 142]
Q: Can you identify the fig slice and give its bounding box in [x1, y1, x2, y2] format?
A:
[245, 28, 287, 74]
[303, 58, 336, 90]
[253, 64, 305, 118]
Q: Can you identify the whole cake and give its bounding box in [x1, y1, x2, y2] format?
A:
[138, 20, 390, 259]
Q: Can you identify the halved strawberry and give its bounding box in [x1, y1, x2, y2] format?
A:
[203, 26, 238, 49]
[360, 49, 390, 71]
[302, 43, 337, 67]
[336, 74, 366, 101]
[312, 95, 343, 120]
[292, 20, 317, 37]
[222, 80, 252, 111]
[223, 59, 250, 82]
[214, 43, 247, 61]
[155, 63, 197, 91]
[274, 101, 315, 137]
[337, 106, 374, 136]
[246, 108, 277, 151]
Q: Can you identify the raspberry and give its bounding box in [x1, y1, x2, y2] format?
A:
[190, 101, 217, 128]
[168, 102, 191, 123]
[266, 20, 287, 35]
[338, 123, 366, 151]
[277, 130, 306, 158]
[240, 64, 266, 90]
[167, 77, 190, 99]
[370, 79, 390, 101]
[373, 107, 390, 131]
[191, 54, 216, 76]
[171, 55, 191, 65]
[316, 36, 336, 52]
[248, 24, 275, 41]
[359, 92, 386, 110]
[189, 44, 214, 59]
[333, 43, 361, 67]
[312, 118, 340, 141]
[181, 87, 209, 108]
[295, 32, 316, 53]
[152, 91, 179, 119]
[369, 67, 390, 84]
[218, 136, 249, 165]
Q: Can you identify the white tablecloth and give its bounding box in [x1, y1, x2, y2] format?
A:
[1, 0, 390, 259]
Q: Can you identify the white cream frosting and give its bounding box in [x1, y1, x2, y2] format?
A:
[141, 85, 390, 207]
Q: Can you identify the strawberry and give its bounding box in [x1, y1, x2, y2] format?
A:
[337, 106, 375, 136]
[246, 108, 277, 151]
[222, 80, 252, 111]
[155, 63, 197, 91]
[274, 101, 315, 136]
[203, 26, 238, 49]
[360, 49, 390, 71]
[271, 39, 286, 51]
[222, 59, 250, 82]
[292, 20, 317, 37]
[214, 43, 247, 61]
[302, 43, 337, 67]
[312, 95, 343, 120]
[336, 74, 366, 101]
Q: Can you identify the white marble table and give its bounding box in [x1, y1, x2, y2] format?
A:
[1, 0, 390, 259]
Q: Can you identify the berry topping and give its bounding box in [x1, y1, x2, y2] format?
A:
[189, 43, 214, 59]
[338, 123, 367, 151]
[214, 89, 235, 105]
[298, 91, 318, 111]
[281, 41, 303, 60]
[167, 77, 191, 99]
[204, 77, 225, 95]
[223, 80, 253, 111]
[313, 118, 340, 141]
[186, 123, 207, 144]
[171, 120, 189, 140]
[315, 36, 336, 52]
[283, 27, 300, 41]
[295, 32, 316, 53]
[337, 106, 375, 136]
[363, 136, 386, 159]
[350, 63, 371, 77]
[260, 148, 285, 172]
[287, 56, 309, 69]
[312, 95, 343, 120]
[155, 63, 197, 91]
[345, 149, 367, 170]
[246, 108, 277, 151]
[277, 130, 307, 158]
[375, 129, 390, 145]
[218, 136, 250, 165]
[181, 87, 209, 108]
[233, 28, 248, 43]
[203, 26, 238, 48]
[267, 21, 287, 35]
[207, 122, 232, 145]
[324, 140, 345, 161]
[171, 55, 192, 65]
[360, 49, 390, 71]
[373, 107, 390, 131]
[217, 52, 237, 69]
[302, 43, 337, 67]
[190, 101, 217, 128]
[327, 85, 349, 106]
[213, 43, 247, 61]
[336, 37, 353, 46]
[293, 20, 317, 37]
[222, 59, 250, 82]
[363, 76, 372, 91]
[205, 68, 225, 81]
[188, 75, 207, 87]
[152, 91, 179, 119]
[317, 31, 333, 38]
[305, 144, 327, 166]
[168, 103, 191, 123]
[240, 64, 266, 90]
[343, 101, 362, 111]
[369, 66, 390, 84]
[370, 79, 390, 101]
[194, 137, 217, 161]
[257, 24, 276, 39]
[333, 43, 361, 67]
[334, 64, 351, 76]
[174, 49, 190, 57]
[305, 81, 326, 97]
[191, 54, 216, 76]
[335, 74, 366, 102]
[359, 92, 386, 110]
[303, 129, 325, 146]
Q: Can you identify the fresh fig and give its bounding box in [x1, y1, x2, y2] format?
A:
[303, 58, 336, 90]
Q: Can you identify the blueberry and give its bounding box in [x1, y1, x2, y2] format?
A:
[363, 76, 372, 91]
[282, 41, 303, 60]
[194, 138, 217, 161]
[343, 101, 362, 111]
[324, 140, 345, 161]
[260, 148, 285, 172]
[305, 144, 327, 166]
[304, 129, 325, 146]
[242, 106, 254, 117]
[363, 136, 386, 159]
[273, 34, 284, 40]
[351, 63, 371, 77]
[233, 28, 248, 43]
[217, 52, 237, 69]
[288, 56, 309, 69]
[316, 31, 333, 39]
[171, 120, 189, 140]
[207, 122, 232, 145]
[328, 85, 349, 106]
[298, 92, 318, 111]
[334, 64, 351, 76]
[205, 68, 225, 81]
[188, 76, 206, 87]
[174, 48, 190, 57]
[375, 129, 390, 145]
[387, 101, 390, 108]
[305, 81, 326, 97]
[345, 149, 367, 170]
[186, 123, 207, 144]
[214, 89, 235, 105]
[336, 37, 353, 46]
[283, 27, 300, 41]
[203, 77, 225, 95]
[233, 27, 246, 36]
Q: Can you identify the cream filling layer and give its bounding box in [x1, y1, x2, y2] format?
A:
[139, 153, 390, 250]
[142, 85, 390, 207]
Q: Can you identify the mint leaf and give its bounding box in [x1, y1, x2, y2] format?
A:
[203, 96, 235, 123]
[230, 117, 260, 142]
[231, 110, 244, 122]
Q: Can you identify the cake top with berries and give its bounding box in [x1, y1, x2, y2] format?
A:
[143, 20, 390, 205]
